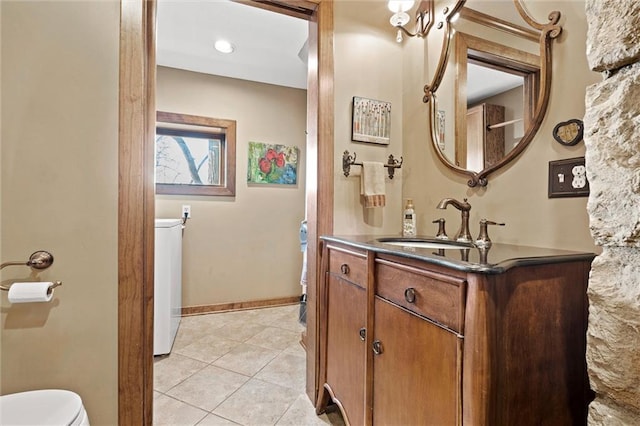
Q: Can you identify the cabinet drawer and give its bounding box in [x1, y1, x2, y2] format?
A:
[375, 259, 466, 332]
[328, 246, 367, 288]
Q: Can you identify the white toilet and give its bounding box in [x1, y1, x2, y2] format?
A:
[0, 389, 89, 425]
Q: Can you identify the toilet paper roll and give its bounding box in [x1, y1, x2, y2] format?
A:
[7, 282, 54, 303]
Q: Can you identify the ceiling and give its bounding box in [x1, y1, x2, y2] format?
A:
[156, 0, 520, 99]
[156, 0, 309, 89]
[467, 63, 524, 105]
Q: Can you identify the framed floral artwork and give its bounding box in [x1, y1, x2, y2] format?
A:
[247, 142, 298, 185]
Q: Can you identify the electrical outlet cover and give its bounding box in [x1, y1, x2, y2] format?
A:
[548, 157, 590, 198]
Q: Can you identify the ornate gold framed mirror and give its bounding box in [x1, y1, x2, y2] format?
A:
[423, 0, 562, 187]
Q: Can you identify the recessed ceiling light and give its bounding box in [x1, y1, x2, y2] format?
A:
[214, 40, 234, 54]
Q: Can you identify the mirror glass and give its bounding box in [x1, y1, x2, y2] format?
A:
[464, 64, 525, 171]
[424, 0, 561, 186]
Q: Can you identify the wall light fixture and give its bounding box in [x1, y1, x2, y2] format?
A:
[388, 0, 434, 43]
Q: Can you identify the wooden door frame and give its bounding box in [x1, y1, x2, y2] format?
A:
[118, 0, 333, 423]
[118, 1, 156, 424]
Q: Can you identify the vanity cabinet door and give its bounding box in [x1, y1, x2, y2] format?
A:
[325, 273, 367, 426]
[372, 297, 460, 426]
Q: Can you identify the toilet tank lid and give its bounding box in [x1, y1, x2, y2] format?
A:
[0, 389, 83, 425]
[155, 218, 183, 228]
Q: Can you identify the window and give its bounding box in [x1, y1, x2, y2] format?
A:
[155, 111, 236, 196]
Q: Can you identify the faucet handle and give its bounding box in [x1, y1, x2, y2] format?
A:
[432, 218, 448, 240]
[482, 219, 505, 226]
[476, 219, 505, 248]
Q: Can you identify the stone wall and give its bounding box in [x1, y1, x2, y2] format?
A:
[584, 0, 640, 423]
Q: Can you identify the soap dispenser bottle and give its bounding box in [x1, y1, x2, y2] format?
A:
[402, 198, 417, 237]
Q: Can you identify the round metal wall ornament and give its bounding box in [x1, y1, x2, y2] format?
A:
[553, 119, 584, 146]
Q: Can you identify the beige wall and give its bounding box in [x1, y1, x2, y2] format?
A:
[334, 0, 599, 252]
[0, 2, 119, 425]
[405, 1, 600, 252]
[0, 2, 602, 425]
[333, 0, 405, 235]
[156, 67, 307, 306]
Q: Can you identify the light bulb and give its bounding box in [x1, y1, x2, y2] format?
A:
[214, 40, 234, 54]
[396, 29, 403, 43]
[388, 0, 415, 13]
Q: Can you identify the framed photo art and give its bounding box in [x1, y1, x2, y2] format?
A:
[351, 96, 391, 145]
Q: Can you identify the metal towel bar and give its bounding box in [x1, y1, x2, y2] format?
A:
[342, 150, 403, 179]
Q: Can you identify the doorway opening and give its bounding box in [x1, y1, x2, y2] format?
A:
[118, 1, 333, 424]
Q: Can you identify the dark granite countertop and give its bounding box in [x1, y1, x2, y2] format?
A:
[321, 235, 596, 274]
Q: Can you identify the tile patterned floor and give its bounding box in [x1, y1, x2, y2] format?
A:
[153, 304, 345, 426]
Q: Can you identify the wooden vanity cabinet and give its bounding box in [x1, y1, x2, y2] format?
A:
[318, 244, 368, 426]
[372, 297, 460, 425]
[371, 257, 466, 425]
[461, 261, 591, 425]
[317, 241, 591, 426]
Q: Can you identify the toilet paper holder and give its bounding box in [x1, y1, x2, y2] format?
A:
[0, 250, 59, 292]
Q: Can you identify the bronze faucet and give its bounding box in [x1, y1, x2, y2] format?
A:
[475, 219, 505, 248]
[436, 198, 472, 243]
[431, 218, 448, 240]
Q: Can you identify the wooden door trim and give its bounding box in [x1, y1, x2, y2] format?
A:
[304, 0, 334, 404]
[118, 0, 333, 423]
[118, 0, 156, 424]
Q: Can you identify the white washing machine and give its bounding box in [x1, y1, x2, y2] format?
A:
[154, 218, 183, 356]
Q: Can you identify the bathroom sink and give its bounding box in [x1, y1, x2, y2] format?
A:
[376, 237, 474, 250]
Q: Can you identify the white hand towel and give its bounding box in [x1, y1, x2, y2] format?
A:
[360, 161, 386, 208]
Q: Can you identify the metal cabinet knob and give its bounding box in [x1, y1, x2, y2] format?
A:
[404, 287, 416, 303]
[359, 327, 366, 341]
[372, 340, 383, 355]
[340, 264, 350, 275]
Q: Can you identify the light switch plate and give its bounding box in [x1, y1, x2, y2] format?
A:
[548, 157, 590, 198]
